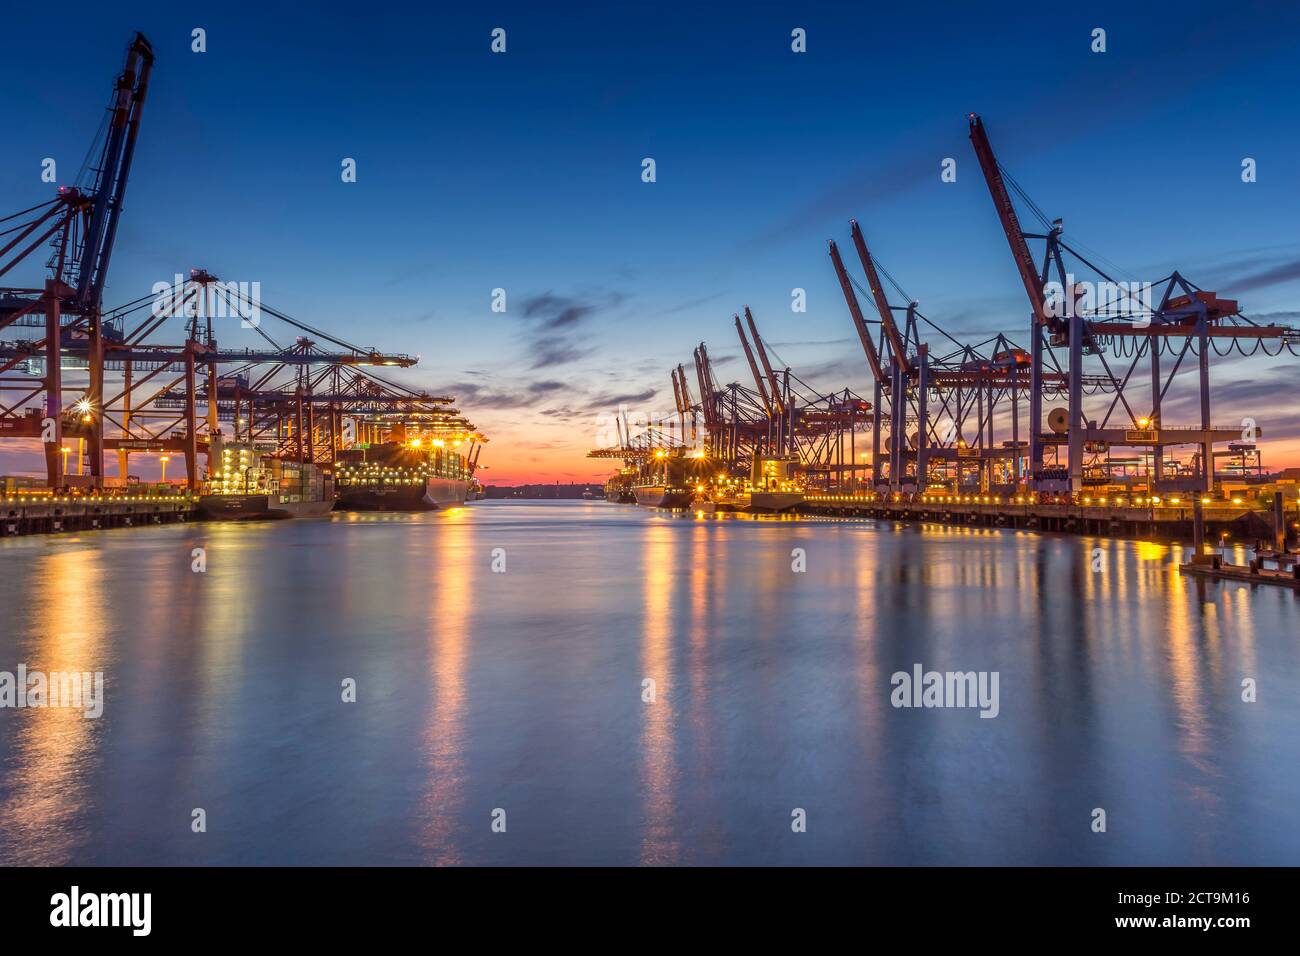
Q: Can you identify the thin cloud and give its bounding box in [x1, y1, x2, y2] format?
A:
[521, 293, 598, 330]
[512, 289, 628, 371]
[1219, 259, 1300, 296]
[528, 337, 596, 369]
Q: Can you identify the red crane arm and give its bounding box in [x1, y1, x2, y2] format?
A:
[734, 314, 772, 412]
[829, 240, 887, 382]
[848, 220, 909, 374]
[744, 307, 784, 415]
[693, 345, 717, 425]
[967, 113, 1055, 333]
[676, 364, 694, 410]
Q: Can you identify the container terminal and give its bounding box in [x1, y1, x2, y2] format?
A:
[3, 34, 1296, 577]
[592, 116, 1300, 581]
[0, 34, 484, 535]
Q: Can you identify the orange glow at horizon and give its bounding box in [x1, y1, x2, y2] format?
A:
[473, 424, 1300, 487]
[6, 413, 1300, 488]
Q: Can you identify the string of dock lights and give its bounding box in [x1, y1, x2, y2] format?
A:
[805, 492, 1255, 508]
[0, 491, 193, 503]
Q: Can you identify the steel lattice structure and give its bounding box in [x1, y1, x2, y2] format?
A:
[827, 116, 1300, 498]
[0, 36, 482, 491]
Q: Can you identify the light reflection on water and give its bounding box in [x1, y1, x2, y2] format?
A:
[0, 501, 1297, 865]
[638, 522, 677, 865]
[0, 548, 106, 865]
[418, 510, 471, 865]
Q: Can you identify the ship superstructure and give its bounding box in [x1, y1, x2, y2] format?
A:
[335, 412, 484, 511]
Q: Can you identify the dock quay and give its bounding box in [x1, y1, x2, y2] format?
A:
[1179, 552, 1300, 590]
[1171, 491, 1300, 590]
[0, 492, 196, 536]
[797, 492, 1297, 547]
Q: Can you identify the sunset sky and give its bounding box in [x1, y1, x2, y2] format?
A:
[3, 1, 1300, 484]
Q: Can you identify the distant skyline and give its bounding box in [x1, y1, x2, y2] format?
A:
[3, 1, 1300, 483]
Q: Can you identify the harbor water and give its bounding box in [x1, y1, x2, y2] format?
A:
[1, 500, 1298, 865]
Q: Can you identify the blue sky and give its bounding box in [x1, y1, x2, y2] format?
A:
[4, 1, 1299, 481]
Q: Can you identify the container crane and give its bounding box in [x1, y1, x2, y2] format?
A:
[0, 33, 154, 488]
[845, 222, 916, 486]
[733, 313, 772, 417]
[675, 364, 697, 444]
[968, 112, 1298, 494]
[829, 238, 891, 483]
[670, 366, 686, 442]
[744, 307, 789, 455]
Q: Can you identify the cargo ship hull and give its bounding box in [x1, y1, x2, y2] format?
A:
[603, 473, 638, 503]
[335, 476, 468, 512]
[633, 485, 692, 509]
[199, 494, 335, 521]
[746, 491, 805, 513]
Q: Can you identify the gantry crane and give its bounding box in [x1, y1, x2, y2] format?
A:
[3, 35, 485, 496]
[1, 268, 423, 489]
[830, 216, 1094, 494]
[0, 33, 154, 488]
[968, 112, 1299, 493]
[676, 312, 871, 492]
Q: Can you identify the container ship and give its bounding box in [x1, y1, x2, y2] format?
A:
[335, 432, 477, 511]
[603, 468, 638, 503]
[633, 482, 692, 508]
[631, 451, 696, 509]
[594, 447, 806, 512]
[590, 444, 714, 508]
[199, 437, 335, 520]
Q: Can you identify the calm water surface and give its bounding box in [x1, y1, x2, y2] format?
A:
[1, 500, 1298, 865]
